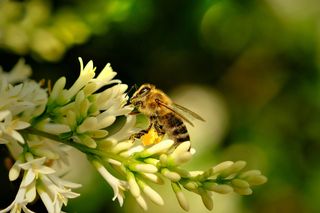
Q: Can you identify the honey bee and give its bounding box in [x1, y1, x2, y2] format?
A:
[130, 84, 204, 145]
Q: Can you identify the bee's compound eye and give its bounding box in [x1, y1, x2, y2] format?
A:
[139, 87, 150, 96]
[136, 101, 143, 106]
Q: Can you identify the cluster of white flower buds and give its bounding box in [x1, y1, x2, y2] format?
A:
[175, 160, 268, 211]
[0, 58, 267, 213]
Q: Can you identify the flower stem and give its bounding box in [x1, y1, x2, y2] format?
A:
[21, 127, 124, 162]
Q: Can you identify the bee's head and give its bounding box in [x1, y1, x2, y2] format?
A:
[130, 84, 154, 108]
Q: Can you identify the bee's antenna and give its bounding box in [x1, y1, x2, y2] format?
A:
[125, 84, 137, 99]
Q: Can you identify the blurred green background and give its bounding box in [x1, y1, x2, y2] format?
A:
[1, 0, 320, 212]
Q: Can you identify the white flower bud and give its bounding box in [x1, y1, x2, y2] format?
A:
[171, 141, 191, 159]
[199, 189, 213, 210]
[125, 145, 145, 157]
[9, 162, 21, 181]
[112, 141, 135, 154]
[136, 195, 148, 211]
[203, 183, 233, 194]
[166, 142, 193, 166]
[139, 173, 164, 185]
[127, 172, 140, 198]
[233, 187, 253, 195]
[77, 134, 97, 148]
[65, 110, 77, 127]
[212, 161, 234, 174]
[239, 170, 261, 179]
[172, 182, 189, 211]
[231, 179, 250, 188]
[161, 168, 181, 182]
[129, 163, 158, 173]
[137, 179, 164, 206]
[96, 114, 116, 129]
[89, 130, 108, 138]
[172, 152, 193, 165]
[188, 170, 204, 178]
[143, 158, 160, 166]
[48, 77, 66, 104]
[108, 159, 122, 166]
[183, 181, 198, 191]
[230, 161, 247, 173]
[245, 175, 268, 186]
[77, 117, 96, 133]
[139, 140, 174, 158]
[159, 154, 168, 165]
[37, 122, 71, 135]
[220, 161, 247, 178]
[75, 91, 88, 118]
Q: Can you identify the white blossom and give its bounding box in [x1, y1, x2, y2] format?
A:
[37, 174, 81, 213]
[0, 58, 31, 84]
[0, 186, 35, 213]
[0, 110, 30, 144]
[60, 58, 95, 104]
[83, 63, 121, 95]
[92, 160, 127, 206]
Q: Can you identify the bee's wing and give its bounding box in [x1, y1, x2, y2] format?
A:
[173, 103, 205, 122]
[155, 99, 195, 127]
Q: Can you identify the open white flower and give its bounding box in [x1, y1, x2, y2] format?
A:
[0, 186, 35, 213]
[27, 137, 71, 167]
[0, 110, 30, 144]
[60, 58, 95, 104]
[18, 154, 56, 186]
[37, 174, 81, 213]
[0, 58, 31, 84]
[92, 160, 127, 206]
[83, 63, 121, 95]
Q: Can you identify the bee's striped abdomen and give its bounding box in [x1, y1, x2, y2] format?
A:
[161, 112, 190, 143]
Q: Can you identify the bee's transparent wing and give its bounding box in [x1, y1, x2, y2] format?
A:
[155, 99, 195, 127]
[173, 103, 205, 122]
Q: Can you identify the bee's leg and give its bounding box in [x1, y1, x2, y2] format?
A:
[129, 130, 148, 140]
[153, 122, 165, 137]
[129, 122, 153, 141]
[149, 116, 163, 135]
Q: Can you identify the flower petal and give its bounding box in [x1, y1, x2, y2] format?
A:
[9, 163, 21, 181]
[26, 182, 37, 202]
[10, 130, 25, 143]
[21, 170, 36, 187]
[37, 187, 55, 213]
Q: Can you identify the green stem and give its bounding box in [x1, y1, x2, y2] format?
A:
[21, 127, 124, 162]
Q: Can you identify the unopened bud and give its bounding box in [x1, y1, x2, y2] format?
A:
[161, 168, 181, 182]
[203, 182, 233, 194]
[234, 187, 253, 195]
[199, 188, 213, 210]
[129, 163, 158, 173]
[231, 179, 250, 188]
[246, 175, 268, 186]
[172, 182, 189, 211]
[127, 172, 140, 197]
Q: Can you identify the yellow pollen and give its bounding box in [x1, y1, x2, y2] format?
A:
[141, 127, 162, 146]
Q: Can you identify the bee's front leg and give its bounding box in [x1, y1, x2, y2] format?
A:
[129, 129, 149, 140]
[129, 121, 153, 141]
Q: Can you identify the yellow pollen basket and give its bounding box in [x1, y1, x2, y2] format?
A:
[141, 127, 163, 146]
